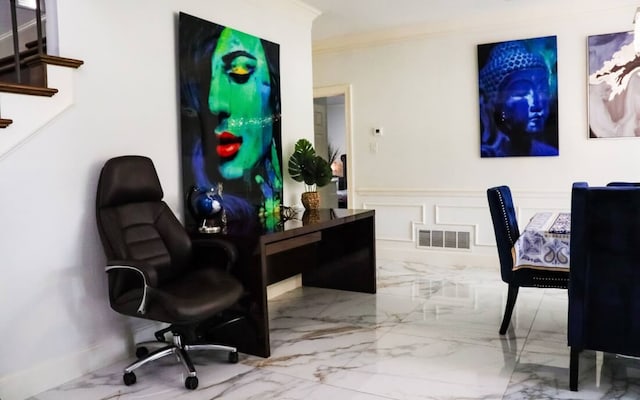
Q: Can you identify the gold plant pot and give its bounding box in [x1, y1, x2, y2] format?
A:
[301, 191, 320, 210]
[302, 209, 320, 224]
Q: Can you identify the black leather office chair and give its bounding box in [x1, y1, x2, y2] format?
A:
[95, 155, 244, 390]
[568, 182, 640, 391]
[487, 185, 569, 334]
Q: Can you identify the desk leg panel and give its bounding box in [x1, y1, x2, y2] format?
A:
[213, 241, 271, 358]
[302, 215, 376, 294]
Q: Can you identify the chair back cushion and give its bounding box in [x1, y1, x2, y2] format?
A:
[487, 186, 519, 283]
[97, 155, 163, 208]
[606, 182, 640, 187]
[96, 156, 192, 300]
[569, 182, 640, 356]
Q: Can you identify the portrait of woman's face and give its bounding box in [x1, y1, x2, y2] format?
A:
[498, 67, 550, 137]
[208, 27, 273, 180]
[180, 13, 283, 228]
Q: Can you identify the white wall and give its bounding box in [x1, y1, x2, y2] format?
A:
[327, 101, 346, 157]
[0, 0, 317, 398]
[312, 2, 640, 265]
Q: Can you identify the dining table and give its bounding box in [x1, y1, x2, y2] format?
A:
[512, 211, 571, 271]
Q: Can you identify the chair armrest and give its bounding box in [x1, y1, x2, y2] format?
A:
[105, 260, 160, 315]
[192, 237, 239, 271]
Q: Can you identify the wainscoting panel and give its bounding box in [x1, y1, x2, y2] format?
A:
[358, 188, 571, 266]
[362, 202, 424, 242]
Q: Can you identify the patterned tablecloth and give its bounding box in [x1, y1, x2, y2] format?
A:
[512, 212, 571, 271]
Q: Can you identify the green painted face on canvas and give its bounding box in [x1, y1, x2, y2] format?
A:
[209, 27, 273, 180]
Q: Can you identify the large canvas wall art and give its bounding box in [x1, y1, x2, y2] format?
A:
[587, 31, 639, 138]
[478, 36, 559, 157]
[178, 12, 282, 233]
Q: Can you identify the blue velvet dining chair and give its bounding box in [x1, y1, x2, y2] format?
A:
[568, 182, 640, 391]
[487, 186, 569, 334]
[606, 182, 640, 187]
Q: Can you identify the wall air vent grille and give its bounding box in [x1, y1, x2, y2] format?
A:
[444, 231, 457, 248]
[431, 230, 444, 247]
[417, 229, 471, 250]
[458, 231, 470, 249]
[418, 230, 431, 247]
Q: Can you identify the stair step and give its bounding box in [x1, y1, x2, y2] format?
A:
[0, 82, 57, 96]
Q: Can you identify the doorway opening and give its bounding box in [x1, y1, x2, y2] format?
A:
[313, 84, 353, 209]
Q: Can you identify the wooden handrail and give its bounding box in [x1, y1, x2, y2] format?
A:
[0, 118, 13, 128]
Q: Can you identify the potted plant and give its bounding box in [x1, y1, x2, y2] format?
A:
[287, 138, 332, 210]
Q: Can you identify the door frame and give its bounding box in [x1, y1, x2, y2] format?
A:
[313, 84, 353, 208]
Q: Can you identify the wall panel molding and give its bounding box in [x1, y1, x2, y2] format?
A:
[358, 187, 569, 199]
[358, 188, 571, 262]
[363, 201, 425, 242]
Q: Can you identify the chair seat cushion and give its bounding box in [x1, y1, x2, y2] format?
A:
[114, 268, 243, 325]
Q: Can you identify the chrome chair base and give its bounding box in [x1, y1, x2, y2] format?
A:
[122, 332, 238, 390]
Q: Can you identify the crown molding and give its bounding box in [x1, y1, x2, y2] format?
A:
[312, 3, 635, 55]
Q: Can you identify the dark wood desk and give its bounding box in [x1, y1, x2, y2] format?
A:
[203, 208, 376, 357]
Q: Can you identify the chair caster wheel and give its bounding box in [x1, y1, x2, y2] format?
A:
[135, 347, 149, 359]
[228, 350, 239, 363]
[185, 376, 198, 390]
[123, 372, 136, 386]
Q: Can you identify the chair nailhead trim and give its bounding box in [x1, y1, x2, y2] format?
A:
[496, 190, 514, 245]
[533, 277, 568, 281]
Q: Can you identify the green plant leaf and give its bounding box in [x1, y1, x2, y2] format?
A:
[288, 139, 316, 183]
[287, 138, 332, 188]
[313, 156, 332, 187]
[294, 138, 315, 155]
[327, 143, 340, 165]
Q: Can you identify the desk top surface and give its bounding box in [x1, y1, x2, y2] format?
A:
[282, 208, 372, 229]
[194, 208, 374, 243]
[261, 208, 374, 244]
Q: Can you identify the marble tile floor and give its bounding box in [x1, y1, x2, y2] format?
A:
[31, 260, 640, 400]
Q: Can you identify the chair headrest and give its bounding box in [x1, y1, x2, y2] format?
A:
[97, 155, 164, 208]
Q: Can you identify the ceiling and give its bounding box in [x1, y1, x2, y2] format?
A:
[1, 1, 633, 45]
[300, 0, 520, 41]
[299, 0, 636, 42]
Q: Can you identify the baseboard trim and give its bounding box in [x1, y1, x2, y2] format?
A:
[267, 274, 302, 299]
[377, 245, 497, 268]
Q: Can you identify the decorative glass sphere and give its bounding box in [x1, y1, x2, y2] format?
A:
[192, 191, 222, 217]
